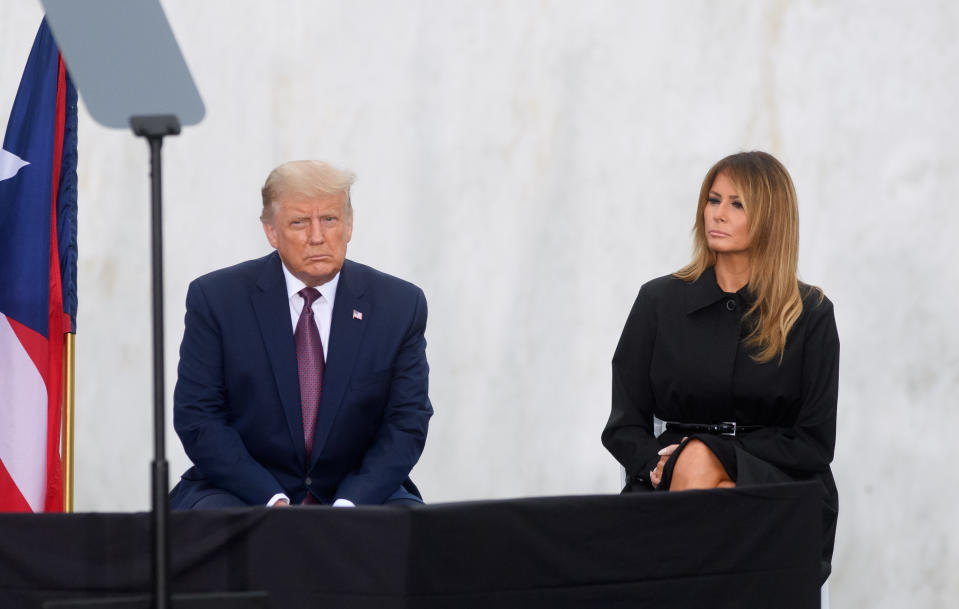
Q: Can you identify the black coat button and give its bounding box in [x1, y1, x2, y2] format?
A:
[726, 299, 736, 311]
[305, 477, 312, 486]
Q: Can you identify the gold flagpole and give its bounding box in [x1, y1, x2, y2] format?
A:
[62, 332, 76, 512]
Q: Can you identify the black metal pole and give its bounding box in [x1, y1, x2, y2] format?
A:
[131, 114, 180, 609]
[148, 133, 169, 609]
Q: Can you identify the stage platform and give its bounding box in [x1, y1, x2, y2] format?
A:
[0, 482, 821, 608]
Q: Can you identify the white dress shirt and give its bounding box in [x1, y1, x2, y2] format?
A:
[266, 264, 354, 508]
[280, 263, 337, 360]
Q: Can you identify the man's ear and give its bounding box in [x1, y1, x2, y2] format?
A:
[262, 221, 279, 249]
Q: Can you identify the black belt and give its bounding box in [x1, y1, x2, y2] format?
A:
[664, 421, 761, 437]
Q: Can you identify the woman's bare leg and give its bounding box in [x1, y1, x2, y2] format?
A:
[669, 439, 735, 490]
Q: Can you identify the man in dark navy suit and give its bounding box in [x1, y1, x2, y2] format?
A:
[169, 160, 432, 508]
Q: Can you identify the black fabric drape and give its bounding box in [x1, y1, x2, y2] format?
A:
[0, 485, 820, 609]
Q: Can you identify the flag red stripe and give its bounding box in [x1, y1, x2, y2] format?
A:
[7, 316, 47, 376]
[40, 55, 68, 513]
[0, 459, 32, 512]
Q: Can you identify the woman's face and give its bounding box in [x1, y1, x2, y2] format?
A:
[703, 172, 749, 255]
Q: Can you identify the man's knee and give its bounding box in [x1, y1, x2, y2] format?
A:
[384, 484, 423, 505]
[190, 490, 250, 509]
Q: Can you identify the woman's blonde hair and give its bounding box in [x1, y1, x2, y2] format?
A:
[675, 151, 815, 363]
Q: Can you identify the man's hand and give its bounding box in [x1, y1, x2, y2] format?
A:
[272, 498, 290, 507]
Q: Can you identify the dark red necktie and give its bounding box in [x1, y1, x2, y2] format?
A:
[295, 287, 324, 465]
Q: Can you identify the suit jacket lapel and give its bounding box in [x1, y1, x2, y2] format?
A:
[311, 259, 369, 464]
[251, 252, 307, 466]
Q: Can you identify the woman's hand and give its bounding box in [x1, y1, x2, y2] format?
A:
[650, 438, 686, 488]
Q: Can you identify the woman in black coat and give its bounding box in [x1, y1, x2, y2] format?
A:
[602, 151, 839, 582]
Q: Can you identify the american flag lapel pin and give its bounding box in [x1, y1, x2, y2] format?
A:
[353, 309, 363, 320]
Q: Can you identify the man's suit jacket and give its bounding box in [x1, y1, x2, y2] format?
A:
[169, 252, 432, 508]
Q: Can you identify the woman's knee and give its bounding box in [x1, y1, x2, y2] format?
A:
[673, 439, 715, 470]
[671, 439, 727, 487]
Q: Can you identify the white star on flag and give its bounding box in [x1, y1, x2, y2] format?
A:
[352, 310, 363, 320]
[0, 148, 29, 182]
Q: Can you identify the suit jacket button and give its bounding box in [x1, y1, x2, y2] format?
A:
[305, 477, 312, 486]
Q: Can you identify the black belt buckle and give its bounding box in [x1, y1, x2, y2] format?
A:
[720, 421, 737, 436]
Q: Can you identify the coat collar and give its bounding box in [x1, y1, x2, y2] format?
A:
[335, 259, 366, 300]
[251, 252, 307, 465]
[684, 266, 752, 314]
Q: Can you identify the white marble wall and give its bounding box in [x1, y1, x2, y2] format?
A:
[2, 1, 958, 606]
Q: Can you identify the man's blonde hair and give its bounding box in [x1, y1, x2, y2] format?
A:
[260, 160, 356, 222]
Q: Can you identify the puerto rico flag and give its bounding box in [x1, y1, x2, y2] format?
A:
[0, 20, 78, 513]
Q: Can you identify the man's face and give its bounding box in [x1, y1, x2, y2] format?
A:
[262, 192, 353, 286]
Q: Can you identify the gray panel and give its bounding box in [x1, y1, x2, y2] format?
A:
[41, 0, 204, 128]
